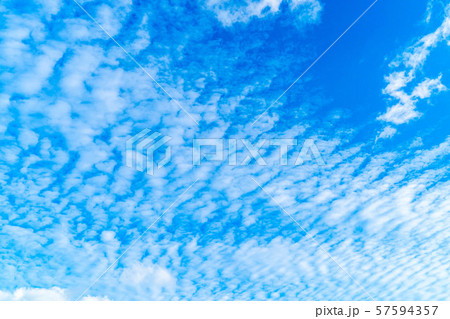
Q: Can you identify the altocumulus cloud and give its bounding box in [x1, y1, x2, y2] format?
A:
[378, 4, 450, 126]
[0, 0, 449, 301]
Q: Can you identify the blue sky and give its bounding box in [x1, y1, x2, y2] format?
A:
[0, 0, 449, 300]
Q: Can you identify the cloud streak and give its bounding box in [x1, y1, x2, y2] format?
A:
[379, 4, 450, 125]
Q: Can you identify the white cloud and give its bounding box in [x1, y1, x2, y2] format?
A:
[36, 0, 62, 17]
[410, 136, 423, 148]
[0, 0, 448, 302]
[96, 4, 124, 37]
[290, 0, 322, 22]
[378, 75, 446, 124]
[18, 129, 39, 149]
[376, 125, 397, 140]
[377, 100, 420, 125]
[0, 287, 110, 301]
[379, 5, 450, 125]
[205, 0, 322, 26]
[412, 76, 446, 99]
[0, 287, 67, 301]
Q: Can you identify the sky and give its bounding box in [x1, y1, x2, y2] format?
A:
[0, 0, 449, 301]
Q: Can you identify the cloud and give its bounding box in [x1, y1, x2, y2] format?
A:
[376, 125, 397, 140]
[378, 74, 446, 124]
[412, 76, 446, 98]
[379, 5, 450, 125]
[204, 0, 322, 26]
[0, 287, 68, 301]
[0, 0, 448, 302]
[0, 287, 109, 301]
[36, 0, 62, 17]
[290, 0, 322, 22]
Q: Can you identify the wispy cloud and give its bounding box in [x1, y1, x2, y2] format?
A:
[204, 0, 322, 26]
[379, 5, 450, 125]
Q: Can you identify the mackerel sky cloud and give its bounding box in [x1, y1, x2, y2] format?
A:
[0, 0, 449, 301]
